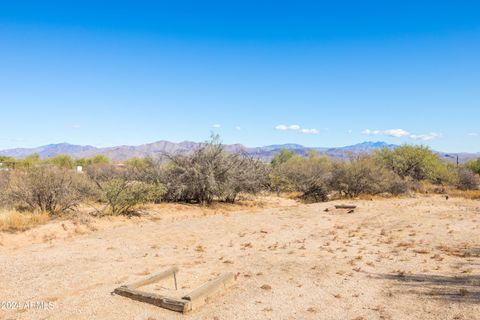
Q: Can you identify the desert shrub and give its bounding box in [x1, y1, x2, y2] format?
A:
[376, 145, 453, 184]
[456, 167, 480, 190]
[75, 155, 111, 167]
[223, 155, 270, 203]
[162, 135, 267, 204]
[466, 158, 480, 175]
[99, 178, 165, 215]
[5, 166, 96, 215]
[271, 148, 296, 167]
[15, 154, 41, 168]
[271, 151, 332, 202]
[0, 171, 9, 205]
[330, 155, 407, 198]
[0, 156, 16, 170]
[162, 144, 230, 203]
[124, 157, 162, 183]
[86, 163, 125, 182]
[48, 154, 75, 169]
[124, 157, 168, 203]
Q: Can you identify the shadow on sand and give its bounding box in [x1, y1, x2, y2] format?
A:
[374, 273, 480, 304]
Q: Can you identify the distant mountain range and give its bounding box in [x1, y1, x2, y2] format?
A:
[0, 141, 478, 163]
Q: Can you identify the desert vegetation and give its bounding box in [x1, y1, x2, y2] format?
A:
[0, 137, 479, 231]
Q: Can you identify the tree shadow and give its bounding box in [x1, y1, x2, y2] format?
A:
[374, 273, 480, 304]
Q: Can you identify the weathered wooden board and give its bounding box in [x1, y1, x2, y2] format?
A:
[114, 286, 190, 313]
[114, 267, 235, 313]
[335, 205, 357, 209]
[126, 266, 179, 289]
[183, 273, 235, 310]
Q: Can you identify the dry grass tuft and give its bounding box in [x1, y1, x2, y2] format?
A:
[0, 209, 49, 232]
[448, 189, 480, 200]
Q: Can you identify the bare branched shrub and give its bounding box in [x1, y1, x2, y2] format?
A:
[161, 136, 268, 204]
[330, 155, 407, 198]
[223, 155, 270, 203]
[271, 152, 332, 202]
[5, 166, 95, 215]
[125, 157, 165, 184]
[456, 167, 480, 190]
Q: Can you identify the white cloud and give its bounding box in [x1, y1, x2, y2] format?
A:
[362, 129, 381, 135]
[289, 124, 301, 130]
[383, 129, 410, 138]
[212, 124, 221, 128]
[275, 124, 319, 135]
[300, 128, 320, 135]
[362, 128, 441, 141]
[409, 133, 441, 141]
[275, 124, 301, 131]
[468, 132, 478, 137]
[235, 126, 242, 131]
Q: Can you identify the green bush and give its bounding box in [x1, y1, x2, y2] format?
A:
[376, 145, 453, 184]
[100, 178, 165, 215]
[271, 151, 332, 202]
[48, 155, 75, 169]
[466, 159, 480, 175]
[75, 155, 111, 167]
[330, 155, 407, 198]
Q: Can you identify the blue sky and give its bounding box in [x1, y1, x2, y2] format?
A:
[0, 1, 479, 152]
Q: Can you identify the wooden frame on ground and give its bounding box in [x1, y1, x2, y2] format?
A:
[114, 266, 235, 313]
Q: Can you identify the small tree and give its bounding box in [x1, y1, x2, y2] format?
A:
[271, 148, 296, 167]
[376, 145, 453, 184]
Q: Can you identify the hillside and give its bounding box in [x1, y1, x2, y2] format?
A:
[0, 140, 478, 163]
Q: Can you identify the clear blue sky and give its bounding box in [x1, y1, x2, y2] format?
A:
[0, 1, 479, 152]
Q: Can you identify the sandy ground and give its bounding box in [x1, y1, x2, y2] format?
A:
[0, 195, 479, 320]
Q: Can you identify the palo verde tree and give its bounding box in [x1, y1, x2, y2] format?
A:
[375, 145, 453, 184]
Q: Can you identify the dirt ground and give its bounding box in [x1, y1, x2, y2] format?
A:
[0, 195, 479, 320]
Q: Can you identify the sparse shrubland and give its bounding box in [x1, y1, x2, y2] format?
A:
[0, 139, 478, 226]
